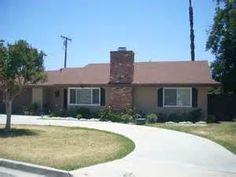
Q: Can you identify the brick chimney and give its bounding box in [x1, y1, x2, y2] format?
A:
[108, 47, 134, 111]
[110, 47, 134, 84]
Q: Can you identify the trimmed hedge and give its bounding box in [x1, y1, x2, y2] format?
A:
[157, 109, 202, 123]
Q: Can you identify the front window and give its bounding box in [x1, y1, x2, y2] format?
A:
[69, 88, 100, 105]
[163, 88, 192, 107]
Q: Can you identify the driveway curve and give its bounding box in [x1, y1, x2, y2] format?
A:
[1, 115, 236, 177]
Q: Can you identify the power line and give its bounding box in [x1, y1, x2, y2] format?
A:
[60, 35, 72, 68]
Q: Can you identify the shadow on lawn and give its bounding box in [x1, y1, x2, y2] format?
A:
[0, 128, 38, 138]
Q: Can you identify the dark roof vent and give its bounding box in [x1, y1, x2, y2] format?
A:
[117, 47, 127, 51]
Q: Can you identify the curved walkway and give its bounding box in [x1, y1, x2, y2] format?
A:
[1, 115, 236, 177]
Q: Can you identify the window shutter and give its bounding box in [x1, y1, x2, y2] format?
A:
[192, 88, 198, 107]
[100, 88, 106, 106]
[157, 88, 163, 107]
[63, 89, 68, 109]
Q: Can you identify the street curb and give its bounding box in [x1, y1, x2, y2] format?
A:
[0, 158, 73, 177]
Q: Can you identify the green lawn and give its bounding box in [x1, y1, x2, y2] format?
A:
[148, 121, 236, 154]
[0, 125, 135, 170]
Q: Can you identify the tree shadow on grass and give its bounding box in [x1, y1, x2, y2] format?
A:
[0, 128, 38, 138]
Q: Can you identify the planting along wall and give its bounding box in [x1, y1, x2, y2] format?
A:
[134, 86, 209, 119]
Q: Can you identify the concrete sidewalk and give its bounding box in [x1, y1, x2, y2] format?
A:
[0, 158, 72, 177]
[0, 115, 236, 177]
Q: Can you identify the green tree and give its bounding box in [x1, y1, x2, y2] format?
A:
[206, 0, 236, 93]
[0, 40, 46, 132]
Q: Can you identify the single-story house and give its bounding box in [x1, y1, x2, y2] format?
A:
[0, 48, 218, 119]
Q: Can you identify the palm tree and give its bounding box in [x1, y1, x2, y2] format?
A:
[189, 0, 195, 61]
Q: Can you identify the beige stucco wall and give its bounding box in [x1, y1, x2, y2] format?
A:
[32, 87, 43, 109]
[197, 87, 209, 119]
[30, 86, 209, 119]
[134, 87, 156, 114]
[134, 86, 209, 119]
[48, 87, 64, 112]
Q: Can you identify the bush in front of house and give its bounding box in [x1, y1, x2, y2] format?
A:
[167, 113, 182, 122]
[121, 114, 134, 123]
[98, 107, 120, 122]
[207, 114, 217, 123]
[76, 114, 83, 119]
[76, 107, 91, 119]
[188, 109, 202, 123]
[49, 107, 93, 119]
[157, 113, 168, 122]
[157, 109, 202, 123]
[48, 107, 203, 124]
[66, 108, 78, 118]
[147, 113, 158, 123]
[48, 107, 92, 119]
[123, 108, 137, 118]
[24, 103, 39, 115]
[49, 109, 67, 117]
[98, 106, 111, 121]
[98, 107, 137, 123]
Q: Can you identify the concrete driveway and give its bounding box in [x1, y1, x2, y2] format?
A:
[0, 115, 236, 177]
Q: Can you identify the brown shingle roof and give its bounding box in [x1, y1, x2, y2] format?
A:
[40, 61, 218, 86]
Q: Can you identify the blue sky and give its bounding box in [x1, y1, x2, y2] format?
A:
[1, 0, 216, 70]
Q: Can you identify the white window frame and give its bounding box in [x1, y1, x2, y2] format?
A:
[163, 87, 192, 108]
[68, 87, 101, 106]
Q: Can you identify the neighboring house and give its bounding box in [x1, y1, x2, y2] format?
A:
[0, 48, 218, 119]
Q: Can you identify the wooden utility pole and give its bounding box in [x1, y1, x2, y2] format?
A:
[60, 35, 72, 68]
[189, 0, 195, 61]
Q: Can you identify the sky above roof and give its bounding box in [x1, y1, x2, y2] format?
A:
[1, 0, 216, 70]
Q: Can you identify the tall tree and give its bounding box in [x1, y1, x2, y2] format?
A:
[206, 0, 236, 93]
[0, 40, 46, 132]
[189, 0, 195, 61]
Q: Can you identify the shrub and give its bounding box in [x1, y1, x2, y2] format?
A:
[49, 112, 61, 117]
[98, 107, 136, 123]
[98, 107, 112, 121]
[59, 109, 68, 117]
[207, 114, 217, 123]
[25, 103, 39, 115]
[157, 113, 168, 122]
[109, 111, 123, 122]
[24, 105, 33, 115]
[124, 108, 136, 118]
[121, 114, 133, 123]
[49, 112, 55, 117]
[188, 109, 202, 123]
[48, 109, 68, 118]
[66, 108, 78, 118]
[32, 103, 39, 114]
[90, 110, 100, 118]
[165, 109, 202, 123]
[76, 107, 91, 119]
[42, 104, 50, 114]
[168, 113, 182, 122]
[147, 113, 158, 123]
[98, 107, 119, 122]
[76, 114, 83, 119]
